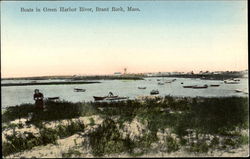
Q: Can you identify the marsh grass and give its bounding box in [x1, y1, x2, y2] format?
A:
[2, 100, 99, 125]
[89, 118, 134, 156]
[164, 135, 180, 153]
[2, 120, 85, 156]
[88, 117, 95, 126]
[62, 146, 82, 158]
[2, 103, 34, 123]
[2, 96, 249, 157]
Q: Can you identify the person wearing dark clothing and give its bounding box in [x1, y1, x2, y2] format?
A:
[108, 92, 114, 96]
[33, 89, 44, 109]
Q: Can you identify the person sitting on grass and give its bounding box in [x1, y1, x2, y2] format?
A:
[33, 89, 44, 110]
[108, 92, 114, 97]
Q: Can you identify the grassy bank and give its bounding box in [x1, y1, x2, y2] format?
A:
[2, 96, 249, 157]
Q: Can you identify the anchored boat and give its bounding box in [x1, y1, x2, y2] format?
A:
[138, 87, 147, 89]
[235, 89, 243, 93]
[93, 95, 129, 101]
[192, 85, 208, 89]
[74, 88, 86, 92]
[210, 84, 220, 87]
[183, 85, 195, 88]
[106, 96, 129, 101]
[150, 89, 159, 95]
[158, 82, 164, 85]
[164, 80, 172, 83]
[47, 97, 60, 101]
[224, 80, 239, 84]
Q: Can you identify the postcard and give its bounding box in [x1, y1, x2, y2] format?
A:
[1, 0, 248, 158]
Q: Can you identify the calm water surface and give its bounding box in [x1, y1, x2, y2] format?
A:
[1, 77, 248, 108]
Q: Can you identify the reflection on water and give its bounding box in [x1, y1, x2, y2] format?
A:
[1, 77, 248, 108]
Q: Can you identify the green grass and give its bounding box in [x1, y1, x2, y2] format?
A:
[2, 96, 249, 157]
[89, 117, 95, 126]
[164, 135, 180, 153]
[62, 147, 82, 158]
[2, 120, 85, 156]
[88, 118, 136, 156]
[2, 100, 99, 125]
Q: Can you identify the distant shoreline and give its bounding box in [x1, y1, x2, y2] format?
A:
[1, 81, 101, 87]
[2, 72, 246, 81]
[2, 75, 144, 81]
[151, 74, 245, 81]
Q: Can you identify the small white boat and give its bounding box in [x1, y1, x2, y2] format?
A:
[224, 80, 239, 84]
[233, 78, 240, 81]
[235, 89, 243, 93]
[106, 96, 129, 101]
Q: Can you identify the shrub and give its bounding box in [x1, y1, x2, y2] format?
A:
[188, 141, 209, 153]
[62, 147, 81, 158]
[39, 128, 58, 145]
[89, 118, 132, 156]
[165, 135, 180, 153]
[3, 132, 41, 156]
[89, 118, 95, 126]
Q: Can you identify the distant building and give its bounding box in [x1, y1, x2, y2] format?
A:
[171, 72, 180, 75]
[114, 72, 122, 76]
[124, 68, 127, 74]
[187, 71, 194, 75]
[147, 73, 153, 77]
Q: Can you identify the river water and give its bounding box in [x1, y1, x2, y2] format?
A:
[1, 77, 248, 108]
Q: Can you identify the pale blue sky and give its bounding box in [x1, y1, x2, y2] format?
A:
[1, 1, 247, 77]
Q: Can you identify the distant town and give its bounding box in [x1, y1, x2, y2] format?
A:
[2, 69, 248, 81]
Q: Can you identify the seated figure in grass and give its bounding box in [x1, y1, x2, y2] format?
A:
[108, 91, 114, 97]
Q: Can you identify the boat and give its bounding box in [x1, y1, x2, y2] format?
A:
[164, 80, 172, 83]
[138, 87, 147, 89]
[183, 85, 195, 88]
[93, 96, 108, 101]
[106, 96, 129, 101]
[192, 85, 208, 89]
[233, 78, 240, 81]
[93, 95, 128, 101]
[224, 80, 239, 84]
[210, 84, 220, 87]
[158, 82, 164, 85]
[157, 79, 161, 81]
[235, 89, 243, 93]
[74, 88, 86, 92]
[47, 97, 60, 101]
[150, 90, 159, 95]
[93, 96, 118, 101]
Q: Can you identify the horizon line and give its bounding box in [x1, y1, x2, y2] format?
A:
[1, 69, 248, 79]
